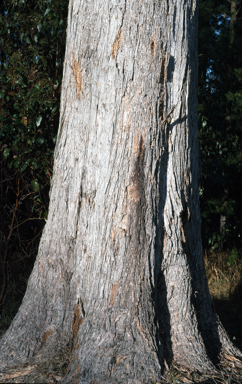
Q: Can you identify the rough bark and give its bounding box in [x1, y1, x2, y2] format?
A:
[0, 0, 241, 383]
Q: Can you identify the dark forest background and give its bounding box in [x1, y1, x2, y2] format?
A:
[0, 0, 242, 336]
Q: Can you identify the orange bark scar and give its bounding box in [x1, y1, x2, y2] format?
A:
[181, 222, 186, 243]
[109, 282, 119, 306]
[130, 134, 145, 202]
[112, 28, 122, 59]
[0, 366, 37, 381]
[72, 56, 83, 98]
[41, 329, 53, 343]
[111, 226, 116, 242]
[72, 304, 83, 339]
[116, 355, 126, 365]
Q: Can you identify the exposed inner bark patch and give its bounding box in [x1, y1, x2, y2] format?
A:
[41, 329, 53, 344]
[131, 135, 145, 203]
[68, 362, 81, 384]
[116, 355, 125, 365]
[181, 222, 186, 243]
[72, 304, 83, 339]
[109, 282, 119, 306]
[72, 57, 83, 98]
[112, 28, 122, 59]
[110, 226, 116, 242]
[0, 366, 36, 381]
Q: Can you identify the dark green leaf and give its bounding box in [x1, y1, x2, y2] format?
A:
[37, 137, 44, 145]
[31, 180, 39, 192]
[36, 116, 42, 127]
[3, 148, 10, 158]
[21, 163, 28, 172]
[44, 8, 50, 16]
[13, 159, 20, 169]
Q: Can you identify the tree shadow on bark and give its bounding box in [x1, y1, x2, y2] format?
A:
[185, 105, 235, 370]
[184, 112, 223, 366]
[150, 131, 173, 371]
[160, 106, 226, 368]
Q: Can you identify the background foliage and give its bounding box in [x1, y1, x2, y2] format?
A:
[198, 0, 242, 252]
[0, 0, 69, 325]
[0, 0, 242, 332]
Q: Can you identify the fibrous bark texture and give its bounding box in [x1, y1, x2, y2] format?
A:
[0, 0, 241, 383]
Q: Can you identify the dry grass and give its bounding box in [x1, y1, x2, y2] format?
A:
[205, 249, 242, 352]
[205, 249, 242, 302]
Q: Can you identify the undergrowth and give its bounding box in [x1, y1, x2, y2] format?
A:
[205, 249, 242, 351]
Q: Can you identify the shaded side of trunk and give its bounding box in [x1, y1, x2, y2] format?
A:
[0, 0, 241, 383]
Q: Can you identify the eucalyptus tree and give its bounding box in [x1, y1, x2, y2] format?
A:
[0, 0, 241, 383]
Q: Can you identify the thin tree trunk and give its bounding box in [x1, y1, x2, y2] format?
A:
[230, 0, 237, 45]
[0, 0, 241, 383]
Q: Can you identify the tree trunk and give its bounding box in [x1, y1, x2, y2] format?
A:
[0, 0, 241, 382]
[230, 0, 237, 45]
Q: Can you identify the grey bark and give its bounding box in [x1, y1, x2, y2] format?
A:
[0, 0, 241, 383]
